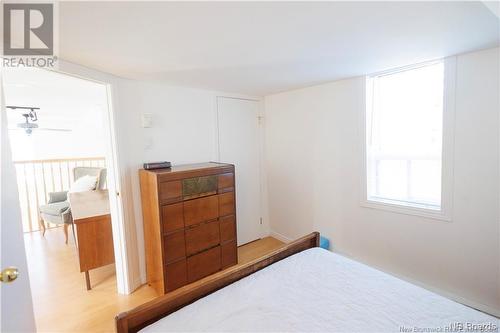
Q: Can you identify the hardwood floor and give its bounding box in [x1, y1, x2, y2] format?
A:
[24, 228, 284, 333]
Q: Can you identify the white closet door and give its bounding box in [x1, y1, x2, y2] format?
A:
[217, 97, 261, 245]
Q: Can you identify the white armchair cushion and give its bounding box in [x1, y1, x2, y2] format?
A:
[69, 175, 98, 193]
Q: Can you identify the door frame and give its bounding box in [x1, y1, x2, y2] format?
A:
[2, 62, 131, 294]
[214, 96, 269, 241]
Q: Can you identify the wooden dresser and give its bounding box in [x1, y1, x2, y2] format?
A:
[139, 162, 238, 294]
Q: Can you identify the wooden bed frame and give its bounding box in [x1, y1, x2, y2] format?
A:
[116, 232, 320, 333]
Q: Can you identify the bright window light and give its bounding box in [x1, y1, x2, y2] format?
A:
[366, 61, 444, 210]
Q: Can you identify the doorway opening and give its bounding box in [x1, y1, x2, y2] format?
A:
[2, 67, 126, 331]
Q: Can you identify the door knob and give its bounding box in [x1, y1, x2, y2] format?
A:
[0, 267, 19, 283]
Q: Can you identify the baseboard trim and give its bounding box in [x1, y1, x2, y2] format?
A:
[128, 275, 144, 294]
[269, 230, 293, 243]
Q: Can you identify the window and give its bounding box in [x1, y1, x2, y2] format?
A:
[365, 61, 446, 213]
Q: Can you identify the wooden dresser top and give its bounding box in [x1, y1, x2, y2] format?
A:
[141, 162, 233, 175]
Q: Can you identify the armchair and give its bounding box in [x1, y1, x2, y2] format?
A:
[39, 167, 107, 244]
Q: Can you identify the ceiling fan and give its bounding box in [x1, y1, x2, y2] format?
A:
[6, 106, 72, 135]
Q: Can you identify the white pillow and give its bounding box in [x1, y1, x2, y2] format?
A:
[69, 175, 98, 193]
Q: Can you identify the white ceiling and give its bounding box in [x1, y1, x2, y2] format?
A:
[3, 68, 107, 130]
[59, 1, 500, 96]
[2, 69, 108, 161]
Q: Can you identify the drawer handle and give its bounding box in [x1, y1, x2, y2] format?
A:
[187, 218, 218, 229]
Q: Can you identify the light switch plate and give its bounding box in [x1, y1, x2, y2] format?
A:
[144, 137, 153, 150]
[142, 113, 153, 128]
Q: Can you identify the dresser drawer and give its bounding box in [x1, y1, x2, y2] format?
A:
[219, 215, 236, 242]
[165, 258, 187, 292]
[159, 181, 182, 204]
[187, 246, 221, 283]
[185, 220, 220, 256]
[161, 203, 184, 233]
[218, 192, 235, 216]
[221, 239, 238, 269]
[218, 173, 234, 191]
[163, 230, 186, 263]
[183, 195, 219, 227]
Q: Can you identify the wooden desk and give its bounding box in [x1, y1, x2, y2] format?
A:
[69, 190, 115, 290]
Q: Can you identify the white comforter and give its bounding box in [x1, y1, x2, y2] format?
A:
[142, 248, 498, 332]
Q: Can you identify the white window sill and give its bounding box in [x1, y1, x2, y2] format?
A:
[360, 198, 452, 222]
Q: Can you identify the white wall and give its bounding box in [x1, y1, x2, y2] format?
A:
[115, 81, 242, 285]
[264, 47, 500, 315]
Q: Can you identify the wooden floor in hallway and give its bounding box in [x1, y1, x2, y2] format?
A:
[24, 228, 284, 333]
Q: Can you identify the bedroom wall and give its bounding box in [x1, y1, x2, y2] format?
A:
[264, 47, 500, 315]
[115, 81, 266, 287]
[116, 81, 272, 289]
[113, 81, 220, 288]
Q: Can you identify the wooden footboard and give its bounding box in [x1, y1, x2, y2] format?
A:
[116, 232, 320, 333]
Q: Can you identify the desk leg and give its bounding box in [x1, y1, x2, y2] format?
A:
[39, 219, 46, 236]
[63, 224, 69, 244]
[85, 271, 91, 290]
[71, 223, 78, 248]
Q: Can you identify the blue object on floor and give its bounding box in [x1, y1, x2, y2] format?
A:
[319, 236, 330, 250]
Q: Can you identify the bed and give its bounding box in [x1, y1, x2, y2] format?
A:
[116, 232, 498, 332]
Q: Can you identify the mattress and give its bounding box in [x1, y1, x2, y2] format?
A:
[142, 248, 498, 332]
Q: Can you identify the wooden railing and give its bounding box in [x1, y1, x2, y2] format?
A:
[13, 157, 106, 233]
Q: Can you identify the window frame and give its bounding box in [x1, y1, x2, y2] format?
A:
[360, 58, 456, 221]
